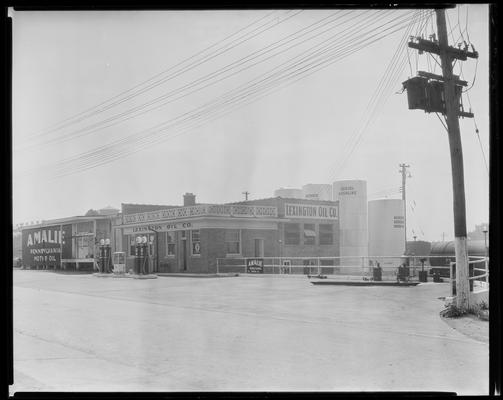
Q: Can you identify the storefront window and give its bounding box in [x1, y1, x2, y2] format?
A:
[285, 223, 300, 245]
[303, 223, 316, 245]
[76, 236, 94, 259]
[166, 231, 175, 256]
[191, 230, 201, 256]
[225, 229, 241, 254]
[319, 224, 334, 245]
[129, 236, 136, 256]
[76, 221, 94, 234]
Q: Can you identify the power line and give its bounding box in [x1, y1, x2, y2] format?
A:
[20, 10, 296, 141]
[17, 10, 359, 152]
[17, 11, 420, 180]
[328, 10, 429, 180]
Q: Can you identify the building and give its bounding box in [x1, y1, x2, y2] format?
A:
[273, 187, 304, 199]
[302, 183, 333, 201]
[20, 210, 119, 270]
[113, 193, 340, 274]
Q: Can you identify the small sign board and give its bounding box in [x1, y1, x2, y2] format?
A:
[246, 258, 264, 274]
[113, 252, 126, 274]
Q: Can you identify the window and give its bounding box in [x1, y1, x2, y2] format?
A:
[284, 223, 300, 245]
[225, 229, 241, 255]
[166, 232, 175, 256]
[76, 221, 94, 234]
[303, 223, 316, 245]
[129, 236, 136, 256]
[319, 224, 334, 245]
[76, 236, 93, 259]
[191, 230, 201, 255]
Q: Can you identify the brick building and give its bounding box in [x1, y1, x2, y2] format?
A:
[114, 193, 340, 274]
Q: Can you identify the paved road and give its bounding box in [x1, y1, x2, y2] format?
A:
[11, 270, 488, 394]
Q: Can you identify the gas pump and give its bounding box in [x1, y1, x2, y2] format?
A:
[141, 236, 149, 274]
[98, 239, 105, 273]
[98, 238, 112, 273]
[134, 236, 142, 275]
[104, 239, 111, 273]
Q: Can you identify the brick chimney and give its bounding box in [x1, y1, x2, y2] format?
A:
[183, 193, 196, 206]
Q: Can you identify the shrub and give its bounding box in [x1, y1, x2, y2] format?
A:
[440, 304, 466, 318]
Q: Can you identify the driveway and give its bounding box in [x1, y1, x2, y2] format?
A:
[11, 270, 488, 394]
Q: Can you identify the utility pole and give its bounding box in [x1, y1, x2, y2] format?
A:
[399, 163, 410, 247]
[242, 191, 250, 201]
[405, 7, 478, 311]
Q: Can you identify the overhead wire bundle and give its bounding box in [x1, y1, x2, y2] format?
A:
[19, 10, 298, 144]
[17, 9, 358, 151]
[326, 9, 432, 181]
[15, 9, 425, 181]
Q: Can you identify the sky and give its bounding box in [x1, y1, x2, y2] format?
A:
[11, 6, 490, 242]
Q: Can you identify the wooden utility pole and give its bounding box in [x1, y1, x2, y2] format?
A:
[242, 191, 250, 201]
[435, 8, 470, 310]
[399, 163, 410, 247]
[405, 8, 478, 311]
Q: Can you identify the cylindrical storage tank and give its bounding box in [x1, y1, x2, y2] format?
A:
[274, 187, 303, 199]
[333, 180, 368, 268]
[368, 200, 405, 270]
[302, 183, 333, 201]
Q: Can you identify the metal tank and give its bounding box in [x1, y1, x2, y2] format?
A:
[302, 183, 333, 201]
[333, 180, 368, 268]
[429, 240, 486, 266]
[368, 199, 406, 269]
[274, 187, 304, 199]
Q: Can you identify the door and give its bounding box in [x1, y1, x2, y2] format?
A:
[254, 239, 264, 258]
[180, 231, 188, 272]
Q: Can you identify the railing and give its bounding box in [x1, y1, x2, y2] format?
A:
[216, 256, 489, 282]
[122, 204, 278, 224]
[450, 256, 489, 293]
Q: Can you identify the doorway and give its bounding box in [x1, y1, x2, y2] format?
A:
[180, 231, 188, 272]
[254, 238, 264, 258]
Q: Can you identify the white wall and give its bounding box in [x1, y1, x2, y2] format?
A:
[333, 180, 368, 265]
[368, 199, 405, 257]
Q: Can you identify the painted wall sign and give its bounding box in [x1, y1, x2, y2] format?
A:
[22, 226, 67, 266]
[122, 204, 278, 225]
[393, 215, 405, 228]
[284, 203, 338, 220]
[246, 258, 264, 273]
[123, 221, 198, 235]
[338, 186, 357, 196]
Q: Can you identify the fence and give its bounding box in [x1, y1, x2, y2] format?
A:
[449, 256, 489, 294]
[216, 255, 479, 279]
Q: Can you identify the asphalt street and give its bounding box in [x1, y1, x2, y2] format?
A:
[12, 270, 488, 394]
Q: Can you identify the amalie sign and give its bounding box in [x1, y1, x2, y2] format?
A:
[246, 258, 264, 273]
[22, 225, 72, 266]
[284, 203, 338, 219]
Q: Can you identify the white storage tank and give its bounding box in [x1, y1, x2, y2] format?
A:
[302, 183, 333, 201]
[274, 187, 304, 199]
[333, 180, 368, 267]
[368, 199, 405, 257]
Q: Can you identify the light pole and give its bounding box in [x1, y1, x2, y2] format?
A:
[482, 228, 488, 257]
